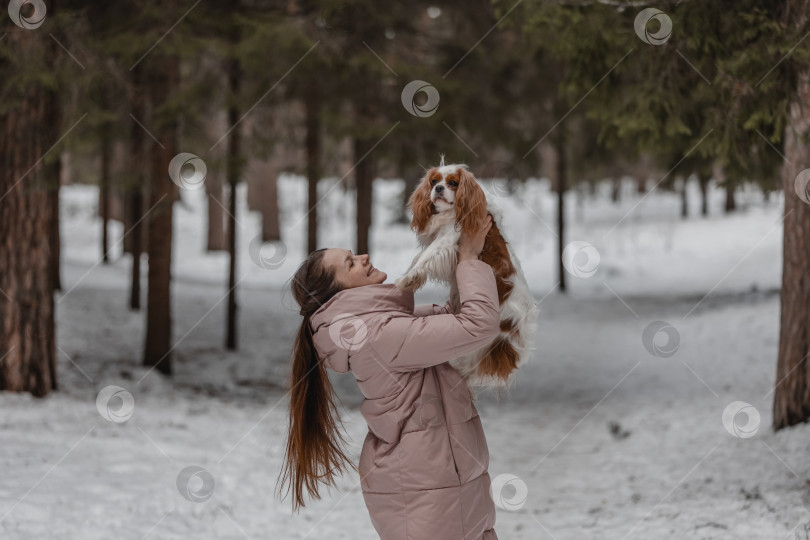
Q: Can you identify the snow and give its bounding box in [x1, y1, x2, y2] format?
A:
[1, 174, 807, 539]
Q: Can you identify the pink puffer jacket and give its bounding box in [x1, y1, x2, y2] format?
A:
[310, 259, 501, 540]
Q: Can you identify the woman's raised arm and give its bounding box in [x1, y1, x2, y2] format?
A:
[370, 259, 500, 372]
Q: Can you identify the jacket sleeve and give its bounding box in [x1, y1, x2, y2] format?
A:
[372, 259, 500, 372]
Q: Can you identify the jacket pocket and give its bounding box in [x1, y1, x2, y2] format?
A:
[447, 414, 489, 484]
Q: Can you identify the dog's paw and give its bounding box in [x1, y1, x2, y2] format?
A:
[395, 272, 426, 291]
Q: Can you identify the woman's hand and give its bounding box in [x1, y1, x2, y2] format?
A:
[458, 213, 493, 261]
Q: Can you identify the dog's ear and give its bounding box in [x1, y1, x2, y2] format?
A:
[408, 168, 436, 233]
[454, 167, 488, 235]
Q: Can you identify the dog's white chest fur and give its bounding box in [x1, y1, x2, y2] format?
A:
[397, 203, 540, 389]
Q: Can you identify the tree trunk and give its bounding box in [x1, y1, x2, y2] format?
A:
[100, 124, 111, 264]
[262, 171, 280, 242]
[128, 189, 143, 310]
[0, 32, 58, 396]
[773, 68, 810, 430]
[206, 169, 227, 251]
[128, 65, 145, 311]
[611, 177, 621, 204]
[226, 53, 241, 351]
[724, 181, 736, 213]
[680, 176, 689, 219]
[44, 77, 60, 386]
[556, 125, 567, 294]
[143, 56, 179, 374]
[47, 0, 62, 301]
[305, 80, 321, 255]
[354, 136, 374, 256]
[47, 146, 62, 294]
[206, 111, 227, 252]
[353, 91, 378, 256]
[698, 174, 709, 216]
[574, 182, 585, 224]
[47, 15, 62, 296]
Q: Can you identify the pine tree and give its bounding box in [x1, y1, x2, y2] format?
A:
[502, 0, 810, 428]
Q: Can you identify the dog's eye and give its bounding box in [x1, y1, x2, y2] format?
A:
[448, 181, 457, 186]
[430, 179, 437, 186]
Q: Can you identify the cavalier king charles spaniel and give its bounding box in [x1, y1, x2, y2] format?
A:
[395, 158, 539, 390]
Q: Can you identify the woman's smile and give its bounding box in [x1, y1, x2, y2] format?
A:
[324, 248, 387, 288]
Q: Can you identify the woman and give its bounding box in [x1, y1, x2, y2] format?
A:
[277, 214, 499, 539]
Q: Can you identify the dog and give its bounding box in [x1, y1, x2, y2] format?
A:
[395, 158, 539, 389]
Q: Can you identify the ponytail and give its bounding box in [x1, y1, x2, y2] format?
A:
[276, 249, 356, 512]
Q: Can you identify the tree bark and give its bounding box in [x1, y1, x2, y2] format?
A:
[226, 53, 241, 351]
[207, 110, 227, 251]
[47, 1, 62, 301]
[44, 45, 60, 386]
[680, 176, 689, 219]
[305, 81, 321, 255]
[128, 190, 143, 310]
[47, 146, 62, 294]
[354, 136, 374, 256]
[128, 65, 145, 311]
[773, 68, 810, 430]
[698, 174, 709, 216]
[262, 170, 280, 242]
[556, 124, 567, 294]
[143, 56, 179, 374]
[724, 181, 736, 213]
[0, 32, 58, 396]
[611, 177, 621, 204]
[353, 91, 378, 256]
[206, 169, 227, 251]
[100, 124, 111, 264]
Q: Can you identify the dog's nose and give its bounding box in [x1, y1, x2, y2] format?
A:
[435, 185, 444, 193]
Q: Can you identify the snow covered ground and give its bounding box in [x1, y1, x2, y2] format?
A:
[1, 173, 807, 539]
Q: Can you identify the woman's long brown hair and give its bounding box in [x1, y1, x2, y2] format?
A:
[275, 248, 358, 512]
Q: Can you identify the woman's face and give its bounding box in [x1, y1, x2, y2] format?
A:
[324, 248, 387, 288]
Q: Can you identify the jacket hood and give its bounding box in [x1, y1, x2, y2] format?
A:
[309, 283, 415, 373]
